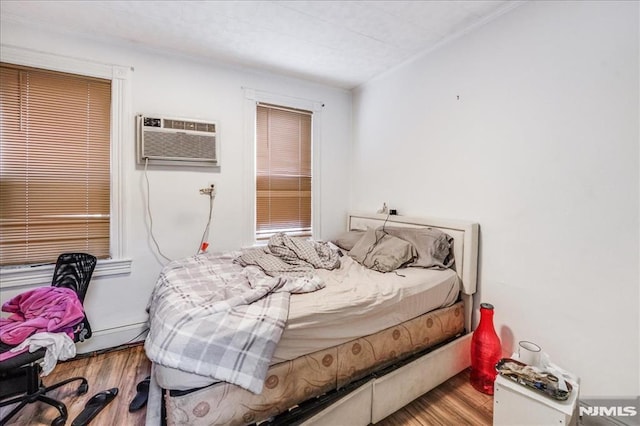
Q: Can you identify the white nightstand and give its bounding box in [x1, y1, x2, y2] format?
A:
[493, 373, 580, 426]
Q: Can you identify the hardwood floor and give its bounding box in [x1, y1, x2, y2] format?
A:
[1, 344, 151, 426]
[378, 369, 493, 426]
[1, 344, 493, 425]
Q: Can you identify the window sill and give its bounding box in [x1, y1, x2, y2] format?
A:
[0, 258, 132, 290]
[256, 231, 312, 241]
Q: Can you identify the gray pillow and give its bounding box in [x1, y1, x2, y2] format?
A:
[348, 228, 417, 272]
[383, 226, 454, 269]
[332, 230, 366, 251]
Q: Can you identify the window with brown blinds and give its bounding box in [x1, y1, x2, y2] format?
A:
[0, 63, 111, 266]
[256, 103, 312, 240]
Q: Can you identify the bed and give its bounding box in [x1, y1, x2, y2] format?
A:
[144, 212, 479, 425]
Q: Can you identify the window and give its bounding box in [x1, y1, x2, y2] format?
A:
[0, 64, 111, 266]
[0, 46, 131, 286]
[255, 103, 312, 240]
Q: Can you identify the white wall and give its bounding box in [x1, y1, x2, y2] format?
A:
[352, 1, 639, 398]
[2, 0, 638, 400]
[0, 22, 352, 351]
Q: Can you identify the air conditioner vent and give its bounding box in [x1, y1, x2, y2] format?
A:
[136, 114, 219, 167]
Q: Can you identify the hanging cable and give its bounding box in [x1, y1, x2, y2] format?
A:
[143, 158, 172, 263]
[197, 188, 215, 255]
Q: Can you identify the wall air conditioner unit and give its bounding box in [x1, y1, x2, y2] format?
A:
[136, 114, 219, 167]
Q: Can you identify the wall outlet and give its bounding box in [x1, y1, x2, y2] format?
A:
[199, 183, 216, 195]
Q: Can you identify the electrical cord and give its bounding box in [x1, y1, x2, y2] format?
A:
[362, 213, 391, 269]
[197, 189, 215, 255]
[143, 158, 172, 263]
[125, 326, 150, 344]
[361, 213, 407, 277]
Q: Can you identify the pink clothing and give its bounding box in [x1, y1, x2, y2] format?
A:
[0, 287, 84, 346]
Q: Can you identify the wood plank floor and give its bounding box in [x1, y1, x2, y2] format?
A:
[377, 369, 493, 426]
[1, 344, 151, 426]
[1, 344, 493, 425]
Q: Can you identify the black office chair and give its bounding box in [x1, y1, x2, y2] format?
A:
[0, 253, 97, 426]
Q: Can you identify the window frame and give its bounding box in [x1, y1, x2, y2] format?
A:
[0, 45, 132, 288]
[243, 88, 323, 247]
[255, 103, 313, 241]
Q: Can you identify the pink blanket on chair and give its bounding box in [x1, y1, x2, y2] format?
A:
[0, 287, 84, 346]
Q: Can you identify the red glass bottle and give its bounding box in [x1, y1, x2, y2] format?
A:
[470, 303, 502, 395]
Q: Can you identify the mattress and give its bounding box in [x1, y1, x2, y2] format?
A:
[155, 253, 459, 391]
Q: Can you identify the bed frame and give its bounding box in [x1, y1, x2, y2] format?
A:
[297, 212, 480, 425]
[145, 212, 479, 426]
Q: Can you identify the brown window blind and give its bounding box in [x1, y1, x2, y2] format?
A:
[0, 63, 111, 266]
[256, 103, 312, 239]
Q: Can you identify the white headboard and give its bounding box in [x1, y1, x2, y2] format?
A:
[347, 212, 479, 332]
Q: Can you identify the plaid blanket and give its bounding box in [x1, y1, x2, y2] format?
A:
[235, 233, 341, 277]
[144, 249, 326, 394]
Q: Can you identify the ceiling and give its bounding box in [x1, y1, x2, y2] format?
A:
[0, 1, 519, 89]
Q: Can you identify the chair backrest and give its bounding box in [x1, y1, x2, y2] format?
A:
[51, 253, 97, 303]
[51, 253, 97, 342]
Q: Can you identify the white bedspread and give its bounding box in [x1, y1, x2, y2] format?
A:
[274, 253, 460, 362]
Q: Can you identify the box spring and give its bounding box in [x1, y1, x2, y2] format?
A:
[163, 300, 464, 425]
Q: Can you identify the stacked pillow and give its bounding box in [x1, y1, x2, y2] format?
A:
[332, 226, 454, 273]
